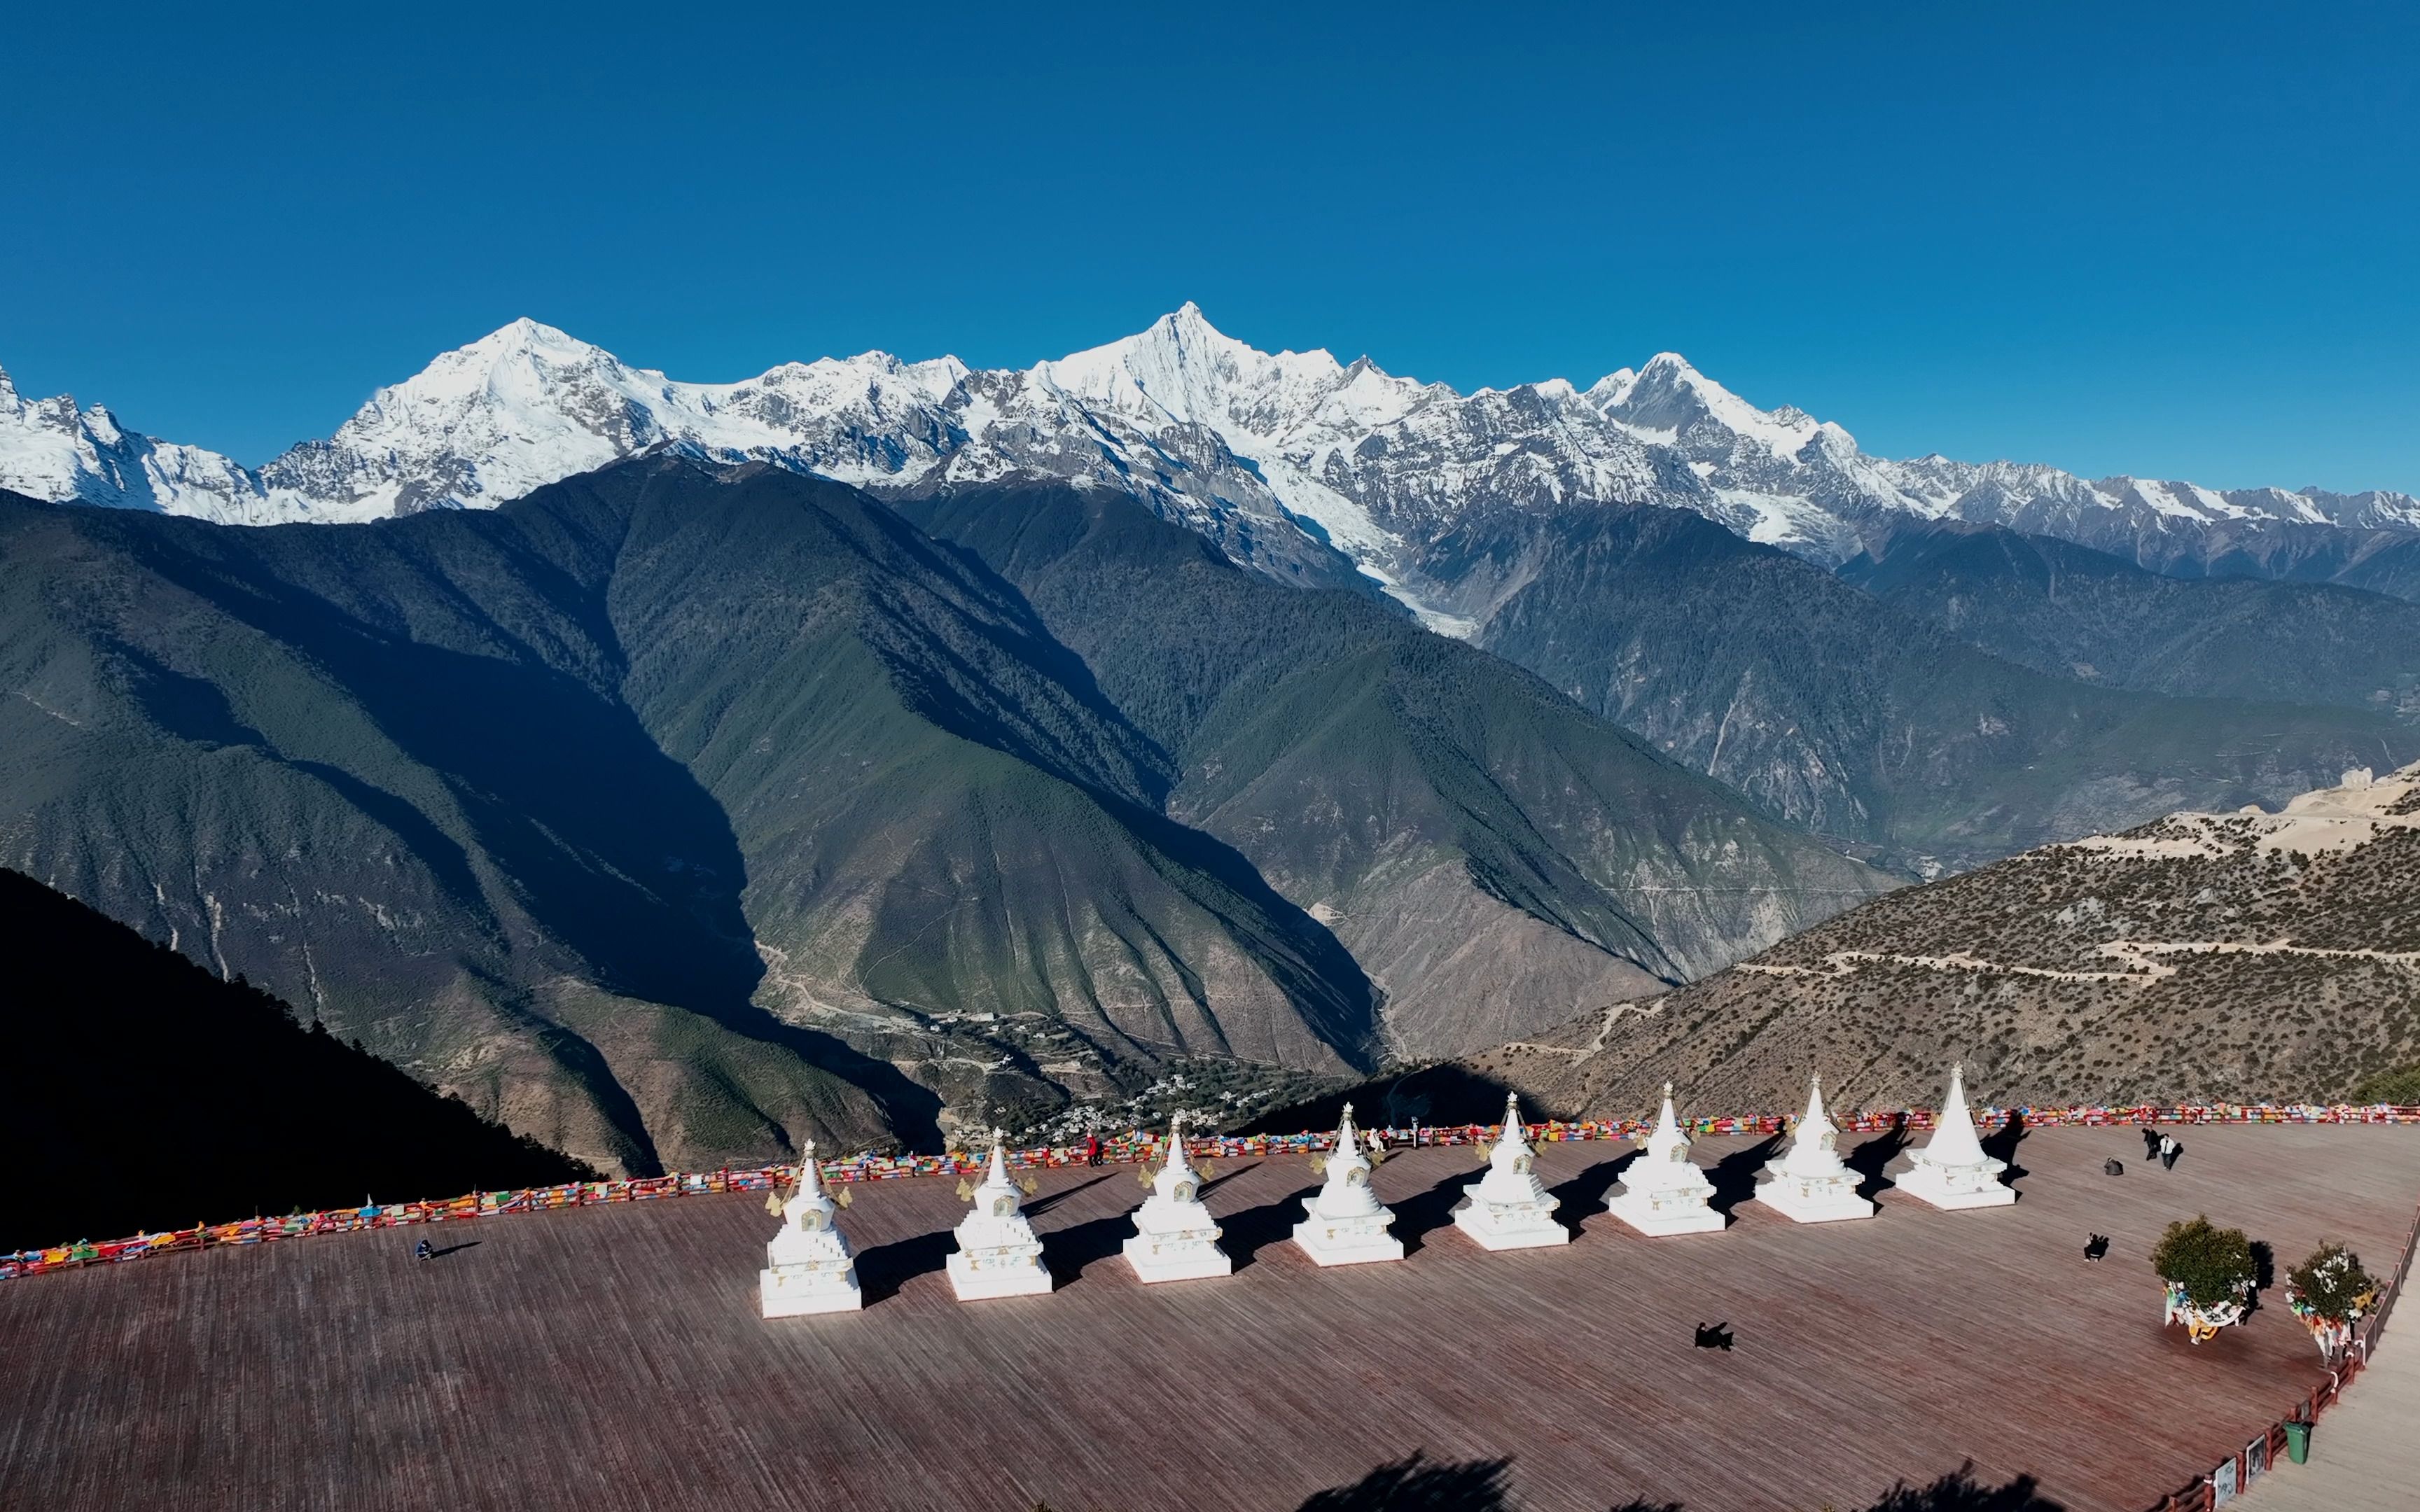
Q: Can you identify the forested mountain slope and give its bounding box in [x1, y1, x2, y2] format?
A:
[0, 462, 1360, 1171]
[0, 459, 1891, 1170]
[1840, 518, 2420, 718]
[900, 481, 1891, 1055]
[1429, 503, 2420, 872]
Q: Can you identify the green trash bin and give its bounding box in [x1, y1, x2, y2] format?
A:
[2284, 1420, 2312, 1464]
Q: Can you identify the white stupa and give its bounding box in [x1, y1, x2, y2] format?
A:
[1452, 1093, 1571, 1250]
[1291, 1103, 1405, 1266]
[1753, 1074, 1875, 1223]
[1894, 1064, 2017, 1210]
[1123, 1111, 1233, 1282]
[758, 1140, 865, 1317]
[945, 1130, 1053, 1301]
[1606, 1084, 1723, 1236]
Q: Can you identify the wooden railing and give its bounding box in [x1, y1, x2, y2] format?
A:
[2143, 1187, 2420, 1508]
[7, 1100, 2414, 1283]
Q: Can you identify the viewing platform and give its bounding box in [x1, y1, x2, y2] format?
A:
[3, 1123, 2416, 1511]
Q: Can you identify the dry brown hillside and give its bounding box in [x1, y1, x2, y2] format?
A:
[1468, 763, 2420, 1121]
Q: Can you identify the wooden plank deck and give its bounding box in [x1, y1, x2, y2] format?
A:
[4, 1124, 2416, 1511]
[2239, 1270, 2420, 1507]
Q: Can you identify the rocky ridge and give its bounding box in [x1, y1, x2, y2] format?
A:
[9, 307, 2419, 624]
[1465, 763, 2420, 1119]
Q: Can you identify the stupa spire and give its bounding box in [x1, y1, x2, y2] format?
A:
[986, 1127, 1013, 1189]
[794, 1139, 823, 1207]
[1653, 1082, 1683, 1144]
[1499, 1092, 1529, 1152]
[1779, 1072, 1844, 1177]
[1165, 1109, 1193, 1177]
[1927, 1063, 1988, 1166]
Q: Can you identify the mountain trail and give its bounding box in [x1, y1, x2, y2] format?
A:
[1739, 937, 2420, 986]
[1499, 997, 1664, 1061]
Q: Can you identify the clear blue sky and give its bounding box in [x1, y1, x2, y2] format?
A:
[4, 1, 2414, 491]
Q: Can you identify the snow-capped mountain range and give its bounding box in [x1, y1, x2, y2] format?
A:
[8, 304, 2417, 631]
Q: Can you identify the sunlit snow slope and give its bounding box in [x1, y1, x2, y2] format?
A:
[10, 306, 2419, 625]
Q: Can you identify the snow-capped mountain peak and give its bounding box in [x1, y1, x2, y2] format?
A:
[1583, 366, 1639, 407]
[10, 307, 2420, 630]
[1034, 302, 1354, 444]
[457, 314, 604, 361]
[271, 321, 682, 518]
[1597, 351, 1828, 463]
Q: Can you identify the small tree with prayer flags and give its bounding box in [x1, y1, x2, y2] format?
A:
[2285, 1240, 2377, 1362]
[2153, 1214, 2259, 1345]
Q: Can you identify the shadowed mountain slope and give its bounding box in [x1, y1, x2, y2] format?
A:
[1840, 517, 2420, 717]
[0, 867, 590, 1252]
[0, 461, 1385, 1172]
[1424, 503, 2420, 874]
[897, 481, 1896, 1056]
[12, 461, 1893, 1170]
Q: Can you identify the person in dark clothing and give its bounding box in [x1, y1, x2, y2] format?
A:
[414, 1238, 433, 1261]
[2142, 1126, 2162, 1160]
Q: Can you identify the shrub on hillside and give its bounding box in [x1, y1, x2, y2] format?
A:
[2353, 1065, 2420, 1105]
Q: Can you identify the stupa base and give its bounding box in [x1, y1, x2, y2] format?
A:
[1123, 1236, 1234, 1283]
[1896, 1163, 2016, 1210]
[945, 1252, 1052, 1301]
[1605, 1189, 1724, 1236]
[1291, 1217, 1405, 1267]
[759, 1268, 864, 1317]
[1453, 1204, 1571, 1250]
[1754, 1177, 1875, 1224]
